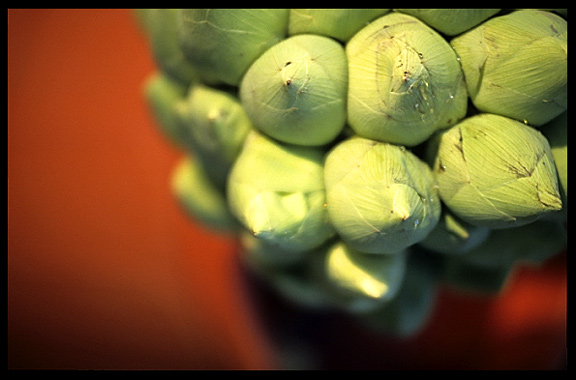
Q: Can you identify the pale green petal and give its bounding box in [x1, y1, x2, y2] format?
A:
[325, 137, 441, 253]
[451, 10, 567, 126]
[432, 114, 563, 228]
[323, 241, 406, 302]
[346, 12, 467, 146]
[240, 34, 347, 146]
[227, 132, 335, 252]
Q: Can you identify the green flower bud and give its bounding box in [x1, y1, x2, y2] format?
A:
[171, 156, 240, 232]
[140, 9, 199, 85]
[430, 113, 563, 228]
[451, 10, 567, 126]
[288, 9, 390, 42]
[395, 9, 501, 36]
[324, 137, 441, 254]
[346, 12, 468, 146]
[227, 131, 335, 252]
[240, 34, 348, 146]
[359, 251, 439, 337]
[144, 72, 190, 149]
[460, 219, 567, 268]
[176, 84, 253, 188]
[177, 9, 289, 86]
[418, 207, 491, 255]
[323, 241, 406, 304]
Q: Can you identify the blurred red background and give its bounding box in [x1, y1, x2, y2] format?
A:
[8, 9, 566, 370]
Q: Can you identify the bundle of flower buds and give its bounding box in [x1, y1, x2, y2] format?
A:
[138, 9, 567, 337]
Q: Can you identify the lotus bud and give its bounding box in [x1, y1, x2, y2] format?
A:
[288, 9, 390, 42]
[240, 34, 348, 146]
[395, 9, 501, 36]
[430, 113, 563, 228]
[459, 219, 567, 269]
[144, 72, 191, 149]
[177, 9, 289, 86]
[346, 12, 468, 147]
[359, 251, 439, 337]
[451, 10, 567, 126]
[176, 84, 253, 188]
[139, 9, 199, 85]
[227, 131, 335, 252]
[418, 207, 491, 255]
[323, 241, 407, 308]
[324, 137, 441, 254]
[541, 112, 567, 219]
[171, 156, 240, 232]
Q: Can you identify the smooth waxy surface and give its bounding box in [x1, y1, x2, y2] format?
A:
[346, 12, 467, 146]
[227, 132, 335, 252]
[240, 34, 348, 146]
[431, 113, 563, 228]
[324, 241, 406, 301]
[451, 10, 567, 126]
[324, 137, 441, 254]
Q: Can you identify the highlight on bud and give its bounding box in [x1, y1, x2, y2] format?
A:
[323, 241, 406, 303]
[288, 9, 390, 42]
[451, 10, 567, 126]
[171, 156, 240, 232]
[346, 12, 468, 147]
[324, 137, 441, 254]
[240, 34, 348, 146]
[395, 9, 500, 36]
[227, 131, 335, 252]
[359, 251, 439, 337]
[177, 9, 289, 86]
[430, 113, 563, 229]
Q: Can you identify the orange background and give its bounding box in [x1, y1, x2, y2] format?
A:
[8, 9, 566, 370]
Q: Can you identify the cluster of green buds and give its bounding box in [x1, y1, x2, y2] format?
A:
[137, 9, 567, 338]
